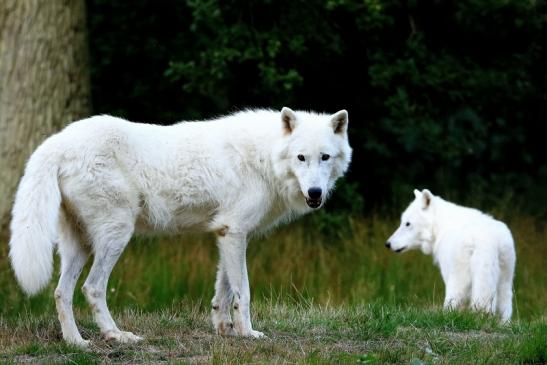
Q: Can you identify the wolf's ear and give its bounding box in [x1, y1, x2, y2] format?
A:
[421, 189, 433, 210]
[281, 107, 298, 134]
[413, 189, 421, 200]
[331, 110, 348, 135]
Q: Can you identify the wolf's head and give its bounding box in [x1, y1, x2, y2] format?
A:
[273, 107, 352, 210]
[386, 189, 435, 254]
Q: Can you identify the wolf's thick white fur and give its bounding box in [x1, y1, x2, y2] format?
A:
[387, 189, 516, 323]
[9, 107, 352, 346]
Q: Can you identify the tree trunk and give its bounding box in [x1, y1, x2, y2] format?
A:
[0, 0, 91, 231]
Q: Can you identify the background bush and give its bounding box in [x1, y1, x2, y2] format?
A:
[87, 0, 547, 215]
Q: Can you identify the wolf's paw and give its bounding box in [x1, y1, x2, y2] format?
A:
[247, 329, 265, 338]
[67, 338, 91, 348]
[104, 330, 143, 343]
[234, 325, 266, 338]
[216, 321, 236, 336]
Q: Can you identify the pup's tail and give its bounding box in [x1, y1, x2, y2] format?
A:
[9, 139, 62, 295]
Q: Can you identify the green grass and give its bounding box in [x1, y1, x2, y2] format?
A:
[0, 214, 545, 363]
[0, 303, 545, 364]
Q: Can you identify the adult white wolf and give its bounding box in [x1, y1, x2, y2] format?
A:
[9, 107, 352, 346]
[386, 189, 515, 323]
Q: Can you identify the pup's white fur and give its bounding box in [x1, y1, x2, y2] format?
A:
[9, 107, 352, 346]
[387, 189, 516, 322]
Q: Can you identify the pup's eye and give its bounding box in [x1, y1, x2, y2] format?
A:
[297, 154, 305, 161]
[322, 154, 330, 161]
[405, 222, 411, 227]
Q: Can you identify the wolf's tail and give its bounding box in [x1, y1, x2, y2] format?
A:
[9, 139, 62, 295]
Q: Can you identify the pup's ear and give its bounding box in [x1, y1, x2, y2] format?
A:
[413, 189, 421, 200]
[330, 110, 348, 135]
[281, 107, 298, 134]
[421, 189, 433, 210]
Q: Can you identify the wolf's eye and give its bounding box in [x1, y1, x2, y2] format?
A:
[322, 154, 330, 161]
[405, 222, 411, 227]
[297, 154, 305, 161]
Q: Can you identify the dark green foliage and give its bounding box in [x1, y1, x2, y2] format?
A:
[86, 0, 547, 215]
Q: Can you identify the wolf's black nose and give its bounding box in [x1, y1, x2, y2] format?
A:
[308, 187, 322, 199]
[385, 241, 391, 249]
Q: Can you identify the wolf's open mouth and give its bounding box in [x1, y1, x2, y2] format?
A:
[306, 198, 322, 209]
[395, 247, 406, 253]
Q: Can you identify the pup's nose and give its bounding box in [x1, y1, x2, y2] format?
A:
[308, 187, 322, 199]
[385, 241, 391, 249]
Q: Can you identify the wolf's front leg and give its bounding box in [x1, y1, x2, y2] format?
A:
[215, 231, 264, 338]
[236, 257, 264, 338]
[443, 274, 470, 310]
[211, 264, 235, 335]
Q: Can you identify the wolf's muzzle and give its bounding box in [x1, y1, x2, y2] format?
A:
[306, 198, 322, 209]
[306, 187, 323, 208]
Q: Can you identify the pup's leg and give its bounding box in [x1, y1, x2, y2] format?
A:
[443, 272, 471, 310]
[211, 262, 235, 335]
[470, 248, 499, 314]
[216, 231, 264, 338]
[496, 274, 513, 323]
[496, 250, 515, 323]
[82, 218, 141, 343]
[54, 212, 89, 347]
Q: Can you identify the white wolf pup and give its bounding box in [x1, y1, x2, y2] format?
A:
[386, 189, 516, 322]
[9, 107, 352, 346]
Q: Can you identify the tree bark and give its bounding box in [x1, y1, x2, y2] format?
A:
[0, 0, 91, 231]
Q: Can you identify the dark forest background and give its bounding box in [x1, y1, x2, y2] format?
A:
[86, 0, 547, 217]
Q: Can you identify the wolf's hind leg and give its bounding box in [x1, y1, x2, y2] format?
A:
[496, 252, 515, 323]
[82, 215, 142, 343]
[55, 212, 89, 347]
[496, 276, 513, 323]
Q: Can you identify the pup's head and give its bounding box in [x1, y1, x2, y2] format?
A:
[386, 189, 435, 254]
[275, 107, 352, 210]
